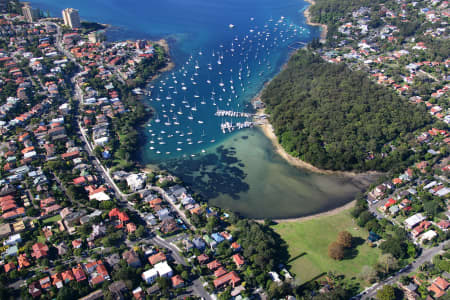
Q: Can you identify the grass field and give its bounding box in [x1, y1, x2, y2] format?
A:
[42, 214, 62, 224]
[273, 209, 381, 287]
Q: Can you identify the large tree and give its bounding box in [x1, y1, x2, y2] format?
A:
[337, 231, 353, 248]
[376, 285, 396, 300]
[378, 253, 398, 274]
[328, 241, 345, 260]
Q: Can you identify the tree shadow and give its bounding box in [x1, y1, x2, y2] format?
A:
[288, 252, 307, 264]
[343, 237, 365, 260]
[352, 236, 365, 247]
[300, 272, 327, 287]
[160, 146, 250, 200]
[266, 226, 291, 269]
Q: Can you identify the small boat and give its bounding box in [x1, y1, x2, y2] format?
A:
[229, 24, 235, 28]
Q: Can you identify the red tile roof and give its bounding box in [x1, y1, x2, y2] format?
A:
[18, 254, 30, 270]
[51, 273, 62, 286]
[213, 271, 241, 288]
[72, 239, 82, 248]
[73, 176, 86, 185]
[171, 274, 184, 288]
[39, 276, 51, 290]
[4, 261, 15, 272]
[197, 254, 209, 264]
[61, 151, 79, 160]
[231, 242, 241, 250]
[214, 266, 227, 278]
[428, 283, 445, 298]
[385, 198, 396, 208]
[437, 220, 450, 230]
[232, 254, 245, 267]
[148, 252, 166, 265]
[61, 270, 75, 282]
[207, 260, 222, 271]
[72, 265, 87, 282]
[434, 277, 449, 291]
[31, 243, 49, 259]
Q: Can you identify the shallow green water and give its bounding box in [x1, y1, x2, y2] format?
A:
[159, 128, 369, 219]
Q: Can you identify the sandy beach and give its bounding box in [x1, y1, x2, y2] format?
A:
[262, 200, 356, 223]
[248, 0, 380, 221]
[254, 109, 381, 184]
[303, 0, 328, 43]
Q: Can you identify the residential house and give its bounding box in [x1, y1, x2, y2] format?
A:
[123, 249, 141, 268]
[232, 254, 245, 268]
[126, 173, 146, 191]
[148, 252, 166, 265]
[214, 271, 241, 289]
[171, 275, 184, 288]
[405, 213, 426, 229]
[72, 264, 87, 282]
[31, 242, 49, 259]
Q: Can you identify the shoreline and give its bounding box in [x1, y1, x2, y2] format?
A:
[256, 200, 356, 223]
[303, 0, 328, 43]
[253, 108, 382, 181]
[151, 38, 175, 80]
[250, 0, 380, 179]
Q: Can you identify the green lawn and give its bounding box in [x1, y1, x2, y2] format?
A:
[37, 235, 46, 244]
[273, 210, 381, 287]
[42, 214, 62, 224]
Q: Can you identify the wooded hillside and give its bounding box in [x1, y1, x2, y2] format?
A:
[261, 50, 431, 171]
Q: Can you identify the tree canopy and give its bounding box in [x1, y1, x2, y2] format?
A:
[261, 50, 431, 171]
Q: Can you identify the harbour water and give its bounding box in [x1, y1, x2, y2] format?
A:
[33, 0, 370, 218]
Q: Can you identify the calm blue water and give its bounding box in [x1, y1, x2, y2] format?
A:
[32, 0, 317, 159]
[32, 0, 372, 219]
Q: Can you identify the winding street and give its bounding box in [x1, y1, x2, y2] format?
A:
[360, 241, 448, 299]
[46, 20, 210, 299]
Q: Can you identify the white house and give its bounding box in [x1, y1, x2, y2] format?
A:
[142, 268, 158, 284]
[126, 173, 146, 191]
[405, 213, 426, 229]
[141, 261, 173, 284]
[420, 230, 437, 243]
[3, 233, 21, 246]
[436, 187, 450, 197]
[94, 136, 109, 147]
[154, 261, 173, 278]
[89, 191, 111, 202]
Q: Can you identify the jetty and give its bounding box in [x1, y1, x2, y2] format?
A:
[215, 109, 253, 118]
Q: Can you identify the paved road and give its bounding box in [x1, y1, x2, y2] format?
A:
[150, 186, 195, 231]
[46, 22, 210, 300]
[360, 241, 448, 299]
